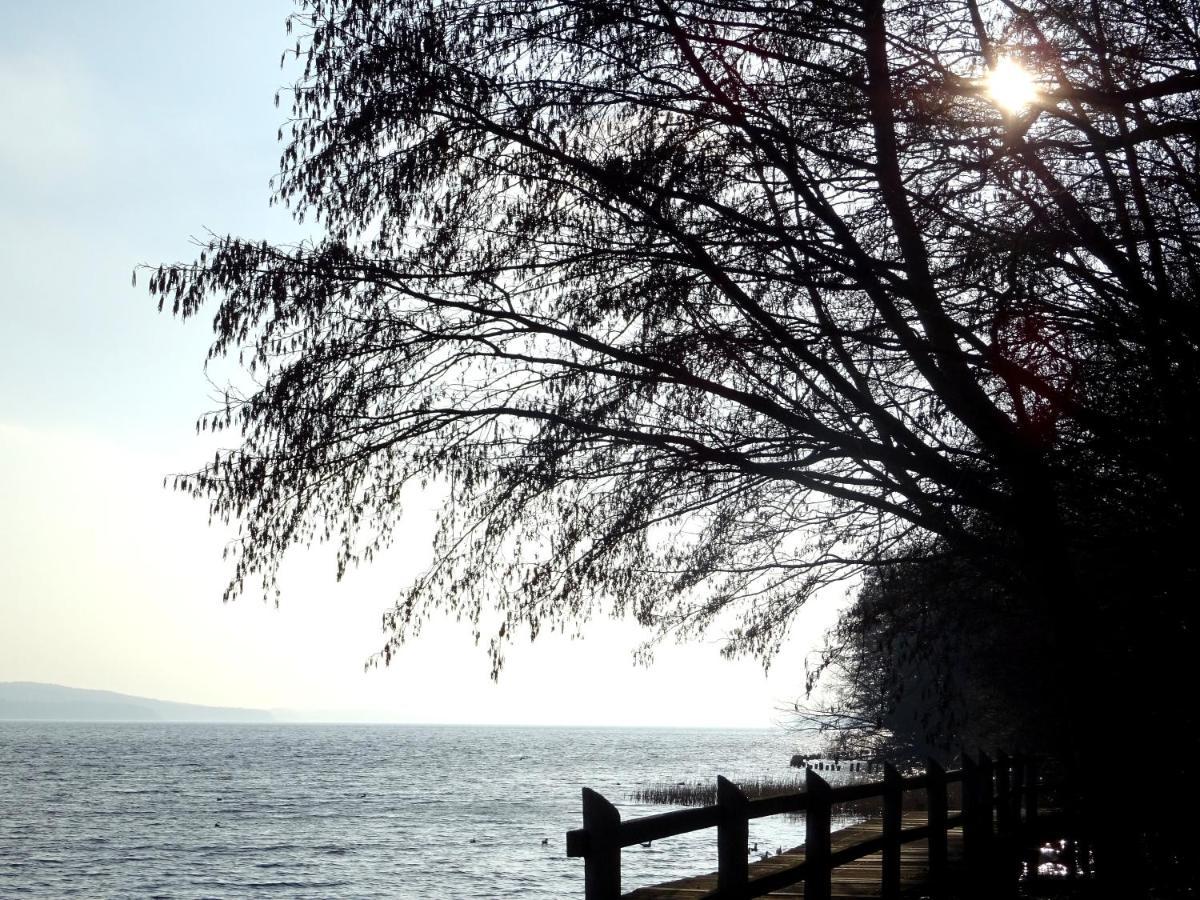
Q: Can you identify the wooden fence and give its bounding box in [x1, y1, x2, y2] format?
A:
[566, 751, 1041, 899]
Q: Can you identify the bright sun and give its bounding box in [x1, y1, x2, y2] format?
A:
[987, 57, 1038, 113]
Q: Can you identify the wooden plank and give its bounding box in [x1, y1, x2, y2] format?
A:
[584, 788, 623, 900]
[625, 815, 967, 899]
[717, 776, 750, 893]
[618, 806, 723, 847]
[806, 771, 833, 900]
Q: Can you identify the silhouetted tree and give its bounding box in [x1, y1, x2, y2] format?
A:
[797, 532, 1056, 765]
[150, 0, 1200, 793]
[799, 520, 1197, 894]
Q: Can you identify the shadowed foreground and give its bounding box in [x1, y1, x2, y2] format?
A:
[628, 814, 963, 898]
[569, 755, 1076, 899]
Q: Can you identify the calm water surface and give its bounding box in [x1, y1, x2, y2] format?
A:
[0, 723, 822, 898]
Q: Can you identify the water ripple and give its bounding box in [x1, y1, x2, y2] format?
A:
[1, 722, 807, 898]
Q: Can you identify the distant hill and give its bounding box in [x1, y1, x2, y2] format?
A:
[0, 682, 273, 723]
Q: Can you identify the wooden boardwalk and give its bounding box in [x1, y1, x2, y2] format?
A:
[568, 754, 1040, 900]
[627, 813, 964, 898]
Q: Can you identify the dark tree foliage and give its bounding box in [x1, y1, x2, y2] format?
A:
[149, 0, 1200, 762]
[796, 534, 1056, 766]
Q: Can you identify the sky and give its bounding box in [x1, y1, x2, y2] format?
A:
[0, 1, 846, 728]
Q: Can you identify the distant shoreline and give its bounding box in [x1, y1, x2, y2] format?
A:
[0, 682, 783, 728]
[0, 681, 272, 724]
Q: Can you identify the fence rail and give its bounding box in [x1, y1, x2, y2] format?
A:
[566, 751, 1039, 899]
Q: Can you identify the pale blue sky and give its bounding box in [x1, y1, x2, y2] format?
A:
[0, 1, 837, 727]
[0, 0, 301, 437]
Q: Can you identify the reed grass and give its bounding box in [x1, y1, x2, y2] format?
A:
[629, 776, 963, 818]
[631, 778, 802, 807]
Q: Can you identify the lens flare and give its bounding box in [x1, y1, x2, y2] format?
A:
[987, 57, 1038, 113]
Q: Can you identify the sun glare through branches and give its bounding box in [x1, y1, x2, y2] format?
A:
[987, 56, 1038, 113]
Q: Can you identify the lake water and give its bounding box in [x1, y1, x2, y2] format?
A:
[0, 722, 822, 898]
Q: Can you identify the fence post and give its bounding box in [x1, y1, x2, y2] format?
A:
[926, 758, 948, 899]
[717, 776, 749, 897]
[805, 769, 833, 900]
[978, 752, 995, 846]
[882, 763, 902, 900]
[979, 752, 997, 895]
[962, 753, 979, 877]
[996, 752, 1012, 837]
[1011, 754, 1026, 832]
[1024, 756, 1038, 828]
[582, 787, 621, 900]
[996, 752, 1020, 894]
[1023, 756, 1039, 882]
